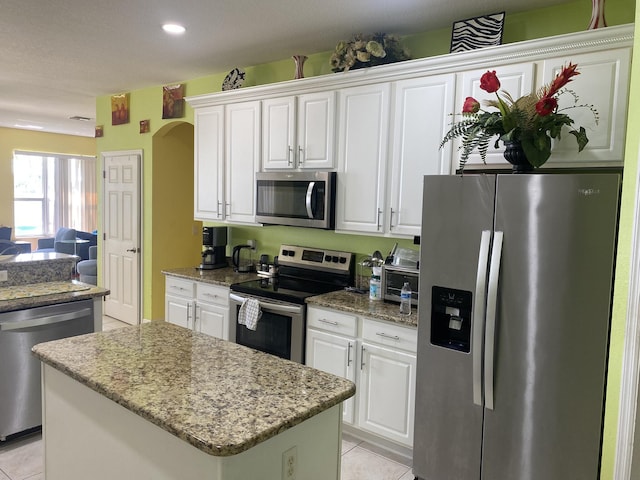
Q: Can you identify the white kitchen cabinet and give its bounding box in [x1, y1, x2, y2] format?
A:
[358, 317, 417, 448]
[305, 305, 417, 448]
[262, 92, 335, 170]
[225, 101, 260, 224]
[540, 48, 630, 167]
[306, 307, 358, 424]
[387, 74, 456, 236]
[165, 276, 231, 340]
[194, 105, 224, 221]
[195, 282, 231, 340]
[335, 83, 391, 234]
[453, 63, 536, 170]
[165, 276, 195, 330]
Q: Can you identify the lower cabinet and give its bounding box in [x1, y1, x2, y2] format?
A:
[165, 276, 231, 340]
[306, 306, 417, 448]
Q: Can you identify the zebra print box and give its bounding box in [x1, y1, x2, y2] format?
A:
[450, 12, 505, 53]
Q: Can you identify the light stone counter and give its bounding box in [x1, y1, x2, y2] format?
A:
[162, 266, 259, 287]
[32, 321, 355, 457]
[306, 289, 418, 328]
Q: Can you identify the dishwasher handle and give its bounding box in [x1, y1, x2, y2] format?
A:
[0, 307, 93, 331]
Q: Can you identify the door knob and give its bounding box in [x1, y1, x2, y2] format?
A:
[126, 248, 139, 253]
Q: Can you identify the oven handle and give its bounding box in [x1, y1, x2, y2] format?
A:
[229, 293, 304, 315]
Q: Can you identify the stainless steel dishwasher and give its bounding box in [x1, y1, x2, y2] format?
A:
[0, 299, 95, 440]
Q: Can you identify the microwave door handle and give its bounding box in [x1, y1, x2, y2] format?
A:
[305, 182, 316, 219]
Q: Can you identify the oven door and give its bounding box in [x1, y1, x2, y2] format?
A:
[229, 293, 305, 363]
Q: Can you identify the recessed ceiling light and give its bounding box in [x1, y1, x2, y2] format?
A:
[162, 23, 186, 35]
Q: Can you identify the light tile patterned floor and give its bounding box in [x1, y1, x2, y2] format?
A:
[0, 316, 415, 480]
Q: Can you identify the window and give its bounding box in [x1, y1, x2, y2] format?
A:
[13, 151, 97, 237]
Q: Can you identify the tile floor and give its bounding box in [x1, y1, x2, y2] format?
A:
[0, 316, 415, 480]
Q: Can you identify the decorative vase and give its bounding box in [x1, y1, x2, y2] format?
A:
[588, 0, 607, 29]
[503, 141, 534, 173]
[292, 55, 307, 79]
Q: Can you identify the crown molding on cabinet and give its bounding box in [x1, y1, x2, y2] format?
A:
[186, 24, 633, 108]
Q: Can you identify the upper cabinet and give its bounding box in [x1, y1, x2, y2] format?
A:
[454, 63, 536, 169]
[194, 106, 224, 221]
[187, 24, 633, 229]
[335, 84, 391, 234]
[388, 74, 456, 236]
[540, 48, 631, 167]
[225, 101, 260, 224]
[262, 92, 336, 170]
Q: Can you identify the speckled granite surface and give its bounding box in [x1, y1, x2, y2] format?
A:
[162, 266, 259, 286]
[0, 253, 109, 312]
[0, 252, 77, 286]
[306, 290, 418, 327]
[32, 321, 356, 457]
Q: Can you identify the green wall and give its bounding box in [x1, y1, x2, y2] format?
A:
[95, 1, 635, 476]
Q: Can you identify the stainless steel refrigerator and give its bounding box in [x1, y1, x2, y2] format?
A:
[413, 173, 620, 480]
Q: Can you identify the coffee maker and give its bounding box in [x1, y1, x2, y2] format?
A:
[199, 226, 228, 270]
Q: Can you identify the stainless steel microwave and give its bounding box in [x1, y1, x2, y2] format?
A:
[256, 171, 336, 229]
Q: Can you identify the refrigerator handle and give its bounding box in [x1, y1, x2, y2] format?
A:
[472, 230, 492, 406]
[484, 230, 504, 411]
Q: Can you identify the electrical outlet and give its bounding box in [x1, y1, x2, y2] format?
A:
[0, 270, 7, 282]
[282, 446, 297, 480]
[247, 239, 256, 250]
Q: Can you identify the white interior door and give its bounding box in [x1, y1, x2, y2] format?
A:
[102, 151, 141, 325]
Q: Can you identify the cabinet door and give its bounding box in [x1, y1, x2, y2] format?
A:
[165, 295, 193, 330]
[262, 97, 295, 170]
[194, 106, 225, 220]
[336, 83, 390, 233]
[196, 302, 228, 340]
[306, 328, 356, 424]
[358, 342, 416, 447]
[389, 75, 456, 236]
[541, 48, 630, 167]
[297, 91, 335, 169]
[225, 101, 260, 223]
[454, 63, 536, 169]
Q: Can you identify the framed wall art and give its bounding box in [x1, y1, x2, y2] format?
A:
[162, 84, 185, 119]
[450, 12, 505, 53]
[140, 119, 150, 134]
[111, 93, 130, 125]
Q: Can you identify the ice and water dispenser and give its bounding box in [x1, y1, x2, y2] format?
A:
[431, 286, 472, 352]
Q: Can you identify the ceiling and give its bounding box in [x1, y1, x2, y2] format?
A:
[2, 0, 573, 137]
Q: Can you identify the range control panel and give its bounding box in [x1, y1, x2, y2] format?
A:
[278, 244, 353, 273]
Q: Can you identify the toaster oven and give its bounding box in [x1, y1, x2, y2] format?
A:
[381, 265, 419, 306]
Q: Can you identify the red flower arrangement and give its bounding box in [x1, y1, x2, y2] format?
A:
[441, 63, 598, 169]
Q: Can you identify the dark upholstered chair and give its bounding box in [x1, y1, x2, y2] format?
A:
[0, 226, 11, 241]
[77, 246, 97, 285]
[36, 227, 77, 256]
[0, 240, 20, 255]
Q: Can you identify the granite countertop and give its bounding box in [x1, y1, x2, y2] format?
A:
[32, 321, 355, 457]
[162, 266, 259, 287]
[0, 280, 109, 313]
[306, 289, 418, 328]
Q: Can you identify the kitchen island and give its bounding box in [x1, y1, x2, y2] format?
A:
[32, 321, 355, 480]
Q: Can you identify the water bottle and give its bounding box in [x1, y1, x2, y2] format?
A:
[369, 275, 381, 301]
[400, 282, 412, 315]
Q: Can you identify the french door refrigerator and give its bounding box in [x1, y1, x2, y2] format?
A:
[413, 173, 620, 480]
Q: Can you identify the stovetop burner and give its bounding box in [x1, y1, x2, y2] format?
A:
[230, 244, 354, 304]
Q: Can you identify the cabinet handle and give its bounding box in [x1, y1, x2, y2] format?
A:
[389, 208, 395, 230]
[319, 318, 339, 326]
[376, 332, 400, 341]
[287, 146, 293, 166]
[194, 304, 200, 328]
[217, 201, 223, 218]
[376, 208, 382, 230]
[225, 202, 231, 216]
[360, 345, 366, 370]
[347, 342, 353, 366]
[298, 145, 304, 165]
[187, 303, 192, 324]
